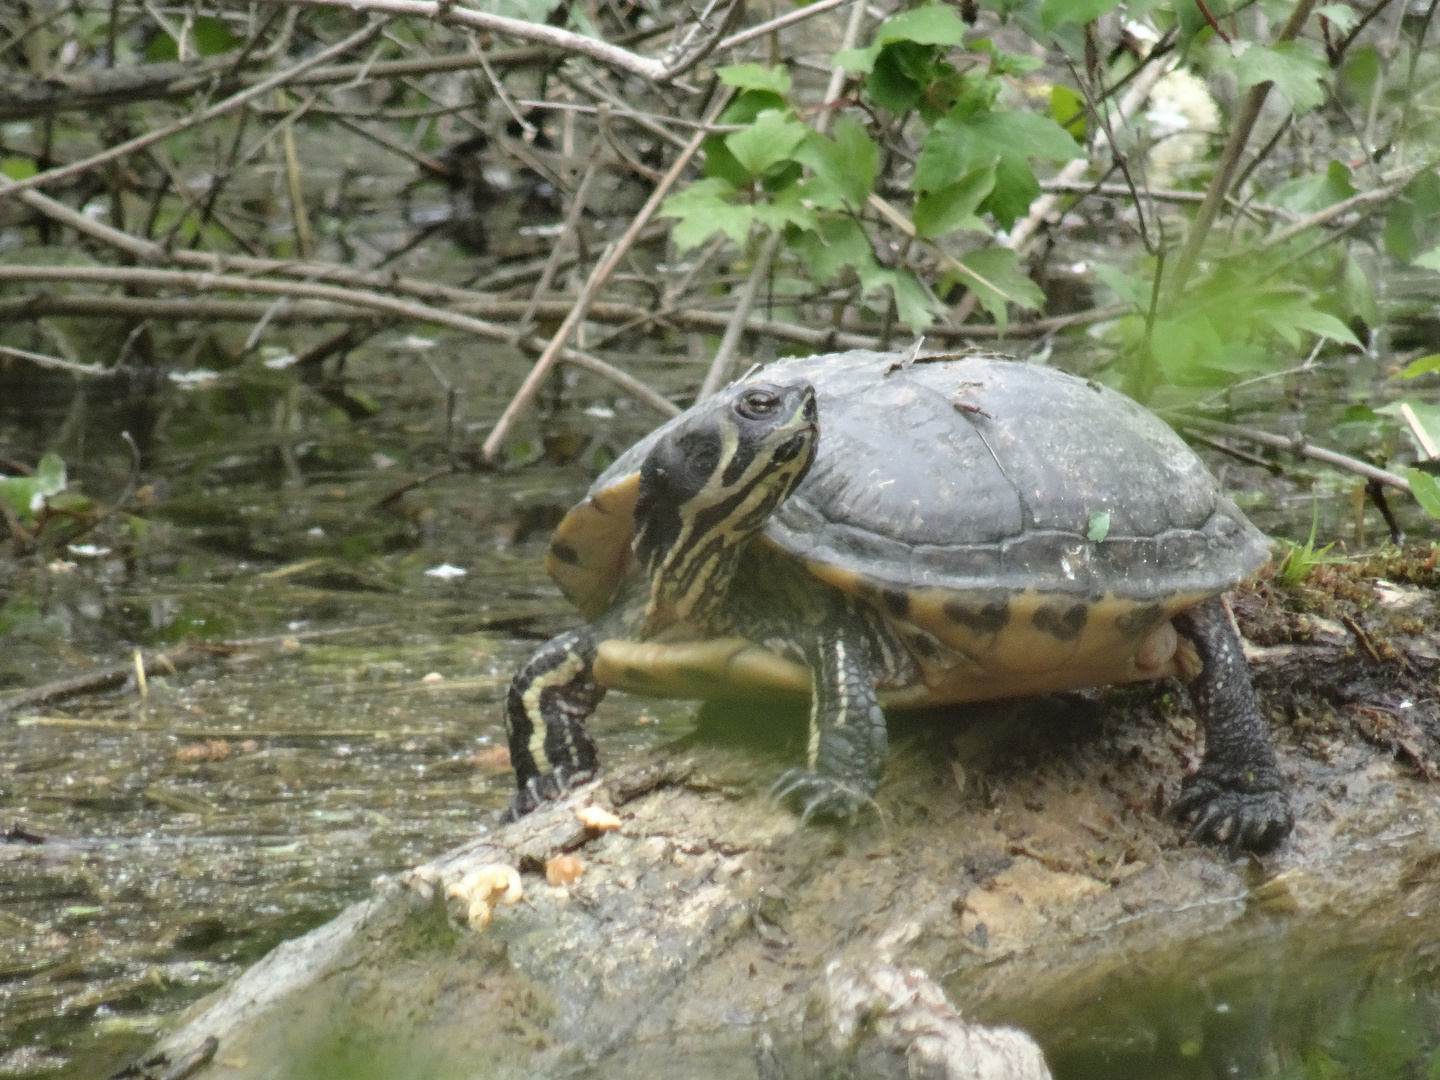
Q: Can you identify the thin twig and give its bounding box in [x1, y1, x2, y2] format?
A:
[1166, 0, 1321, 298]
[265, 0, 670, 82]
[481, 87, 735, 460]
[514, 155, 602, 339]
[1260, 163, 1428, 249]
[0, 20, 386, 199]
[697, 228, 785, 400]
[1175, 415, 1410, 492]
[0, 343, 114, 378]
[951, 54, 1174, 325]
[717, 0, 851, 51]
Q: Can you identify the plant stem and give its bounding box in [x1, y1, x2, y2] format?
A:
[1165, 0, 1320, 302]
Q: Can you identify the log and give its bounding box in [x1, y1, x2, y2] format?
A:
[137, 577, 1440, 1079]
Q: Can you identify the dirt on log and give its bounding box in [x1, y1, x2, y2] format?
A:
[142, 561, 1440, 1079]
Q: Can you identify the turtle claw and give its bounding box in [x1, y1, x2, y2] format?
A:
[772, 768, 874, 823]
[1171, 774, 1292, 856]
[499, 767, 597, 824]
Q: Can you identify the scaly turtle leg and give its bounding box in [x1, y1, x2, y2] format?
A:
[501, 626, 605, 821]
[772, 635, 888, 821]
[1170, 596, 1292, 854]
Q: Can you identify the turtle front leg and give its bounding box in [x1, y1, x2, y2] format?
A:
[773, 637, 888, 822]
[1170, 597, 1292, 854]
[501, 626, 605, 821]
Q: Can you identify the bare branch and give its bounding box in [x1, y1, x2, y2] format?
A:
[697, 228, 785, 400]
[265, 0, 669, 82]
[716, 0, 852, 52]
[0, 266, 676, 415]
[0, 344, 114, 378]
[1176, 415, 1412, 493]
[1260, 164, 1429, 249]
[0, 20, 387, 199]
[481, 87, 736, 460]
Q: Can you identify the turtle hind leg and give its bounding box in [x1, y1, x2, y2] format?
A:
[772, 635, 888, 822]
[1170, 596, 1292, 855]
[501, 626, 605, 821]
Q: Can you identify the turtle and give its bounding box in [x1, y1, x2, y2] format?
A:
[501, 348, 1292, 853]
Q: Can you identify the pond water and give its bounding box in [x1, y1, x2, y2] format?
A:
[1, 317, 1437, 1078]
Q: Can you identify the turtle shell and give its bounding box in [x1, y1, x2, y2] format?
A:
[546, 349, 1269, 702]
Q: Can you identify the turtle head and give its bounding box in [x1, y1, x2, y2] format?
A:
[633, 379, 817, 632]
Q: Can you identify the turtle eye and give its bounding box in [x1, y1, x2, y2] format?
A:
[737, 388, 780, 419]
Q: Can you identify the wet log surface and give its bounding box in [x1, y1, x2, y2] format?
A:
[142, 567, 1440, 1079]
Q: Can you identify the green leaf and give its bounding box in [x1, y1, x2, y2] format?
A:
[792, 115, 879, 210]
[751, 184, 817, 233]
[1050, 84, 1086, 139]
[1087, 511, 1111, 542]
[886, 270, 937, 331]
[952, 247, 1044, 332]
[912, 164, 996, 238]
[717, 63, 792, 95]
[792, 215, 878, 285]
[1150, 310, 1276, 383]
[1340, 253, 1378, 327]
[34, 453, 65, 494]
[0, 452, 66, 522]
[725, 110, 809, 178]
[981, 157, 1041, 229]
[1, 157, 37, 181]
[864, 44, 928, 113]
[1405, 469, 1440, 518]
[1092, 263, 1151, 308]
[145, 32, 179, 63]
[1316, 4, 1360, 33]
[1399, 354, 1440, 379]
[1415, 246, 1440, 272]
[875, 4, 970, 46]
[1384, 172, 1440, 262]
[915, 107, 1082, 192]
[659, 178, 756, 250]
[192, 16, 240, 55]
[1041, 0, 1123, 29]
[970, 38, 1046, 75]
[1270, 159, 1356, 212]
[1259, 296, 1362, 349]
[836, 4, 968, 73]
[1233, 40, 1329, 115]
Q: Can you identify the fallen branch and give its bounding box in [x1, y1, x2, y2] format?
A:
[0, 290, 1127, 350]
[0, 643, 213, 720]
[0, 265, 678, 416]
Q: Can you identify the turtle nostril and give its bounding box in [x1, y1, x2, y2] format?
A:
[802, 393, 818, 423]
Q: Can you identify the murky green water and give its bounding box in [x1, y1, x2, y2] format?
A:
[2, 316, 1437, 1076]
